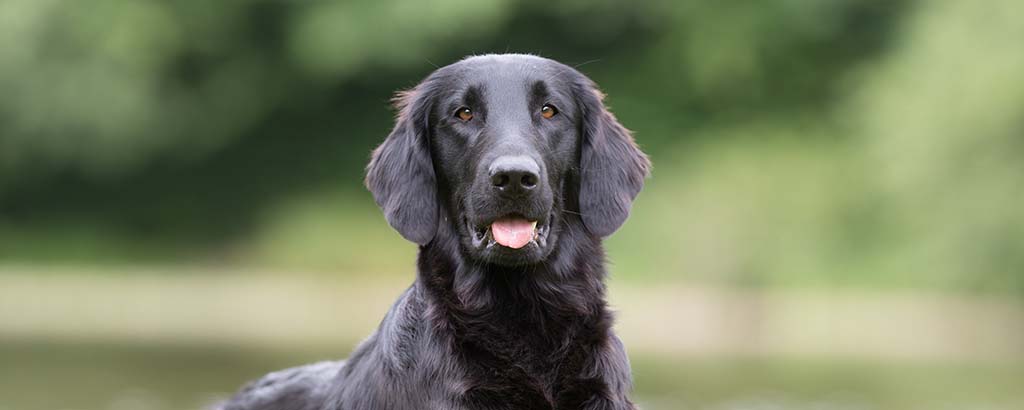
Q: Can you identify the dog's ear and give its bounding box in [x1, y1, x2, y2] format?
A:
[365, 86, 438, 245]
[575, 79, 651, 238]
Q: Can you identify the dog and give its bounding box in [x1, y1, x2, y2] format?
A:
[219, 54, 650, 410]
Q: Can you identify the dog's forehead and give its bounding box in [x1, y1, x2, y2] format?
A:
[442, 55, 572, 96]
[457, 54, 561, 76]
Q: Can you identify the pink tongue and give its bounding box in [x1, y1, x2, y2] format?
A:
[490, 218, 536, 249]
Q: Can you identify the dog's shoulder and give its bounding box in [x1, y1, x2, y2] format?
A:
[216, 360, 345, 410]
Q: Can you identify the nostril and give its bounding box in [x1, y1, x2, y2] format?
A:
[488, 156, 541, 193]
[491, 173, 510, 188]
[520, 173, 537, 189]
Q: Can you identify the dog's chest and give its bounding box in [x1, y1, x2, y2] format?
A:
[449, 312, 600, 409]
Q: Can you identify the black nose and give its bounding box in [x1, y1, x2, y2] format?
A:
[489, 156, 540, 196]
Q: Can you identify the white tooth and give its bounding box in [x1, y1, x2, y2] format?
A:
[530, 221, 538, 230]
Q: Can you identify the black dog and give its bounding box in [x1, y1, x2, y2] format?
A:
[220, 54, 650, 410]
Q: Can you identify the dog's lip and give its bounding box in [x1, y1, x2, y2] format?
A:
[467, 213, 552, 250]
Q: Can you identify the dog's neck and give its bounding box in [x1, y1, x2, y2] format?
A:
[416, 217, 610, 329]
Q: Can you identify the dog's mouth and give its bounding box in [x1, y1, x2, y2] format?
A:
[468, 214, 551, 250]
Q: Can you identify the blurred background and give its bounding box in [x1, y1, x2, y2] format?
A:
[1, 0, 1023, 409]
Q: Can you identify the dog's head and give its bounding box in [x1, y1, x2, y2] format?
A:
[367, 54, 649, 266]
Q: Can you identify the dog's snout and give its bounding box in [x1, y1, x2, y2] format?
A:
[489, 156, 540, 196]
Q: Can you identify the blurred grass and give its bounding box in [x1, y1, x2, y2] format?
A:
[3, 269, 1021, 361]
[631, 357, 1024, 410]
[2, 339, 1021, 410]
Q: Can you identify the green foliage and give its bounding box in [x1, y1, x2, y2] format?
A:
[0, 1, 277, 183]
[1, 1, 1021, 293]
[845, 0, 1024, 292]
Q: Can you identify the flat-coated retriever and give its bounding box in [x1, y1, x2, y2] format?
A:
[219, 54, 650, 410]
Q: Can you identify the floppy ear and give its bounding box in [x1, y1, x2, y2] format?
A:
[365, 86, 438, 245]
[576, 80, 651, 237]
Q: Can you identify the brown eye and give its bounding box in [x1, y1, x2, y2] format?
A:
[456, 107, 473, 121]
[540, 104, 558, 119]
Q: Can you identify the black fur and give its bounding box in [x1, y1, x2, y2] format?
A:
[365, 85, 440, 245]
[220, 54, 650, 410]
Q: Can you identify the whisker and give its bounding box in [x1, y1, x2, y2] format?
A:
[573, 59, 602, 69]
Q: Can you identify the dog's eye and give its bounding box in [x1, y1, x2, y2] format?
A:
[455, 107, 474, 122]
[540, 104, 558, 119]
